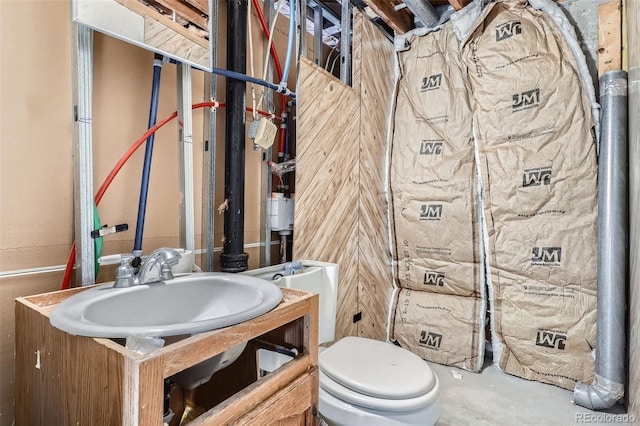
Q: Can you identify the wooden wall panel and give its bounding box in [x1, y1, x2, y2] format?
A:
[295, 60, 361, 341]
[356, 15, 396, 341]
[295, 14, 395, 343]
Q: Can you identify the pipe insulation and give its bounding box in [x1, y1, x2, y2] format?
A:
[220, 0, 250, 273]
[574, 70, 629, 410]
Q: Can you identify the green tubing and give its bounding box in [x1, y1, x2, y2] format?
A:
[93, 203, 103, 277]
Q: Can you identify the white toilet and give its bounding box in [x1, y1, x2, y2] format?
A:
[243, 261, 440, 426]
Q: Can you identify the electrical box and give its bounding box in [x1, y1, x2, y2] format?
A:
[269, 193, 294, 235]
[253, 117, 278, 149]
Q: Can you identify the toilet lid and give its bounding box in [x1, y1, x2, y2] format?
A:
[319, 369, 439, 412]
[319, 337, 436, 400]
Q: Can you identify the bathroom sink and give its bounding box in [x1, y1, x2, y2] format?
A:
[50, 272, 283, 338]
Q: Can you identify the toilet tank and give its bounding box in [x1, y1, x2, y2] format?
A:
[242, 261, 338, 344]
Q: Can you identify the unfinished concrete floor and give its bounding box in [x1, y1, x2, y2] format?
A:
[430, 357, 633, 426]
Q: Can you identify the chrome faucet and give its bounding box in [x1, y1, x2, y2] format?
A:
[113, 247, 182, 288]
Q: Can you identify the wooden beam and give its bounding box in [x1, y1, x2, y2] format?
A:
[368, 0, 569, 32]
[153, 0, 208, 29]
[182, 0, 208, 16]
[598, 0, 623, 76]
[360, 0, 413, 34]
[448, 0, 471, 11]
[115, 0, 209, 48]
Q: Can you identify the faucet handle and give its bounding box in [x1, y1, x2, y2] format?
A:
[114, 255, 136, 288]
[153, 248, 181, 281]
[160, 263, 175, 281]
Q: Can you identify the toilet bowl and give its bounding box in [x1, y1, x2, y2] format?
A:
[318, 336, 440, 426]
[243, 261, 441, 425]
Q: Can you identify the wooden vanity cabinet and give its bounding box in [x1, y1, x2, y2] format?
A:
[15, 286, 319, 425]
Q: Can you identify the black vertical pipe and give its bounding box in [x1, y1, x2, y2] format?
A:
[220, 0, 249, 272]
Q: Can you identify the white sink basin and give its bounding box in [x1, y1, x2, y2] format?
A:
[50, 272, 283, 338]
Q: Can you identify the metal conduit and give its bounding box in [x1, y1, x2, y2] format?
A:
[574, 70, 629, 410]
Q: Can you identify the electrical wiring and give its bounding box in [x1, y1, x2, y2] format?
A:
[255, 0, 286, 121]
[248, 0, 258, 121]
[252, 0, 289, 157]
[61, 102, 281, 290]
[325, 45, 339, 70]
[329, 52, 341, 76]
[259, 0, 285, 82]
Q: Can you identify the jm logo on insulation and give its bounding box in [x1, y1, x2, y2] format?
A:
[420, 73, 442, 92]
[419, 331, 443, 350]
[423, 271, 445, 286]
[420, 204, 443, 220]
[495, 21, 522, 41]
[535, 329, 567, 350]
[531, 246, 562, 265]
[512, 88, 541, 112]
[523, 168, 552, 187]
[419, 141, 443, 155]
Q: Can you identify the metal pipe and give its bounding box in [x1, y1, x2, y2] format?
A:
[280, 234, 287, 263]
[403, 0, 439, 28]
[574, 70, 628, 410]
[220, 0, 249, 273]
[629, 15, 640, 418]
[627, 40, 640, 426]
[284, 103, 292, 190]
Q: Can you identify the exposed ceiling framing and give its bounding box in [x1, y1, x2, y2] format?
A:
[311, 0, 472, 51]
[354, 0, 471, 34]
[138, 0, 473, 60]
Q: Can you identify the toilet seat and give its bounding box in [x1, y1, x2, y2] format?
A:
[319, 337, 438, 412]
